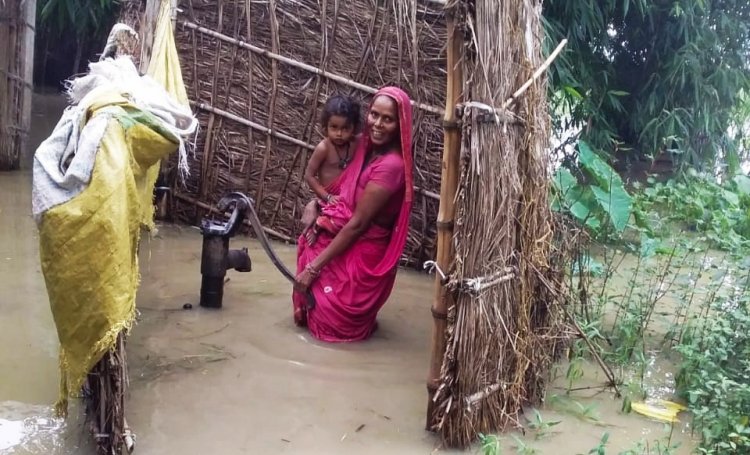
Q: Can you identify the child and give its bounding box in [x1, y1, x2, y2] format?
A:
[301, 95, 360, 240]
[305, 94, 361, 202]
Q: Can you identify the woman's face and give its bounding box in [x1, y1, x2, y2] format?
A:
[367, 95, 399, 147]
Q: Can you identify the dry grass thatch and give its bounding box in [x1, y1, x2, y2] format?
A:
[83, 333, 135, 455]
[146, 0, 449, 266]
[0, 0, 34, 170]
[429, 0, 567, 447]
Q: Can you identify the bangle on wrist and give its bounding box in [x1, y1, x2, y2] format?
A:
[305, 263, 320, 277]
[324, 193, 332, 203]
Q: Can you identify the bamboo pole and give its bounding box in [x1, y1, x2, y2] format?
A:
[426, 6, 463, 430]
[19, 0, 35, 161]
[190, 101, 446, 201]
[179, 19, 444, 116]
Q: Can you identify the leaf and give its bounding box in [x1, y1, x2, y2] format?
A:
[608, 90, 630, 97]
[565, 187, 602, 230]
[639, 234, 658, 258]
[591, 184, 632, 232]
[721, 188, 740, 207]
[564, 85, 584, 100]
[577, 141, 625, 191]
[552, 166, 578, 197]
[733, 175, 750, 195]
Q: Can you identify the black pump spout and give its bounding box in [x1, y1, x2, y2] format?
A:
[199, 192, 253, 308]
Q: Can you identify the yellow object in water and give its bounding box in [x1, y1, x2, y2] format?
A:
[39, 0, 190, 415]
[40, 98, 181, 415]
[631, 400, 687, 423]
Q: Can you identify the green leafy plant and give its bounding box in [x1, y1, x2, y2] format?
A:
[676, 296, 750, 454]
[38, 0, 119, 74]
[527, 409, 562, 440]
[639, 171, 750, 252]
[478, 433, 503, 455]
[552, 140, 634, 238]
[510, 435, 538, 455]
[618, 436, 681, 455]
[544, 0, 750, 170]
[547, 395, 603, 425]
[584, 432, 609, 455]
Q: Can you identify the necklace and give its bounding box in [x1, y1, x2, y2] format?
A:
[333, 142, 351, 169]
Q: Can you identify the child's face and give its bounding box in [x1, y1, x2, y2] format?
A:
[326, 115, 355, 146]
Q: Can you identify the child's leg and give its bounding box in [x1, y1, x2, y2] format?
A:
[300, 199, 319, 228]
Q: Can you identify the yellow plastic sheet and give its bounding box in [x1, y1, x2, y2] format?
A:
[631, 400, 687, 423]
[40, 98, 179, 415]
[40, 2, 189, 415]
[139, 0, 190, 226]
[147, 0, 189, 107]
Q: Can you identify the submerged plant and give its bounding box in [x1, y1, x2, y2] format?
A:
[584, 432, 609, 455]
[478, 433, 503, 455]
[618, 436, 681, 455]
[527, 409, 561, 440]
[510, 435, 538, 455]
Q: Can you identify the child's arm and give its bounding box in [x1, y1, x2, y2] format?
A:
[305, 140, 333, 201]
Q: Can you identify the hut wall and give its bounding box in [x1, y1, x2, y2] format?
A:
[158, 0, 446, 266]
[0, 0, 35, 170]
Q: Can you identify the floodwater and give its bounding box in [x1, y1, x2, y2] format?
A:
[0, 93, 698, 454]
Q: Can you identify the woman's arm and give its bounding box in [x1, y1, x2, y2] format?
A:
[294, 182, 394, 291]
[304, 141, 332, 201]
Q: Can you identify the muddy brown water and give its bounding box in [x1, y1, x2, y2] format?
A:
[0, 93, 697, 454]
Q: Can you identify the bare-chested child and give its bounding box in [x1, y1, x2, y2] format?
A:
[301, 95, 360, 242]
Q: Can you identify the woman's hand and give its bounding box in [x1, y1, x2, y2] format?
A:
[294, 264, 318, 293]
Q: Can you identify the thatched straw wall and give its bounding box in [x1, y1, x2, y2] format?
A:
[150, 0, 447, 266]
[121, 0, 568, 446]
[430, 0, 565, 447]
[0, 0, 35, 170]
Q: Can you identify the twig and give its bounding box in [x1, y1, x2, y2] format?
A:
[191, 101, 315, 150]
[178, 323, 231, 339]
[562, 306, 621, 397]
[501, 39, 568, 110]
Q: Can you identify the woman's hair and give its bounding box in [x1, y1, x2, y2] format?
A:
[320, 94, 361, 131]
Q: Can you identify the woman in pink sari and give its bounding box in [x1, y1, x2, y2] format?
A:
[292, 86, 413, 342]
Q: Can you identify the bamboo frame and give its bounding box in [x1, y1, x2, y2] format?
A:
[129, 0, 446, 265]
[179, 19, 445, 116]
[426, 4, 462, 430]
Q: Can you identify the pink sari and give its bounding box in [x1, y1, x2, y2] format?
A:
[293, 86, 414, 342]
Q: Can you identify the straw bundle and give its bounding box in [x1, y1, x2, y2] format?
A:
[83, 333, 134, 455]
[430, 0, 565, 447]
[0, 0, 34, 170]
[126, 0, 451, 266]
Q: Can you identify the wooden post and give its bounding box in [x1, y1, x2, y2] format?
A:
[426, 6, 463, 430]
[20, 0, 35, 165]
[139, 0, 162, 72]
[0, 0, 35, 170]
